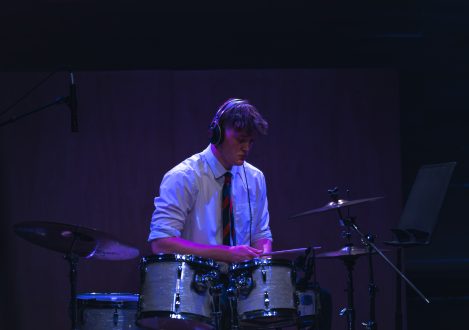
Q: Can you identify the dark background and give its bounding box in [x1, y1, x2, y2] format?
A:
[1, 1, 468, 330]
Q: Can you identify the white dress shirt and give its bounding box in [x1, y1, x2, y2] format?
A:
[148, 145, 272, 246]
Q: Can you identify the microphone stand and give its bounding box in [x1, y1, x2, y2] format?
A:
[0, 96, 69, 128]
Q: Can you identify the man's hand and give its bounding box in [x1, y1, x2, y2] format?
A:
[227, 245, 262, 262]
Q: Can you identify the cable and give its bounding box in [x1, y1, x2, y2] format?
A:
[242, 164, 253, 247]
[0, 68, 62, 119]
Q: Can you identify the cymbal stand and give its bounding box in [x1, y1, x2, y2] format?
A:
[329, 188, 358, 330]
[64, 232, 81, 330]
[361, 234, 377, 330]
[338, 252, 358, 330]
[306, 246, 321, 330]
[64, 252, 79, 330]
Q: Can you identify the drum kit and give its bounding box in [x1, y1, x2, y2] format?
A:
[14, 189, 428, 330]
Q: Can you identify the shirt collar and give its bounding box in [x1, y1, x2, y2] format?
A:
[202, 145, 240, 179]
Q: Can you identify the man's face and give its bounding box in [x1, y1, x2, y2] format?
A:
[218, 127, 255, 169]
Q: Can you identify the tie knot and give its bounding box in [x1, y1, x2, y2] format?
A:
[224, 172, 232, 184]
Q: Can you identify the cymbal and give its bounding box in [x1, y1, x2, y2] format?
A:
[14, 221, 139, 261]
[316, 245, 389, 259]
[290, 196, 384, 219]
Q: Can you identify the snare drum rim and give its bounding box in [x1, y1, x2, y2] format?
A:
[142, 254, 219, 269]
[76, 292, 139, 309]
[230, 258, 294, 271]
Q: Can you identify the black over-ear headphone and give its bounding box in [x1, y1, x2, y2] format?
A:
[208, 98, 245, 145]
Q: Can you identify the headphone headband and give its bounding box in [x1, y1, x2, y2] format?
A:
[210, 98, 244, 127]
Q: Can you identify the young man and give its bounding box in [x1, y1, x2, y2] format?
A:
[148, 98, 272, 262]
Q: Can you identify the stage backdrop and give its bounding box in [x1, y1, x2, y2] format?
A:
[0, 69, 401, 330]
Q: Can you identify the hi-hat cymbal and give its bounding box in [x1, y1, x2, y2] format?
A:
[316, 245, 389, 259]
[14, 221, 139, 260]
[290, 196, 384, 219]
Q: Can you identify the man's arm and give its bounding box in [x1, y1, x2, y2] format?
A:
[252, 238, 272, 254]
[151, 237, 262, 263]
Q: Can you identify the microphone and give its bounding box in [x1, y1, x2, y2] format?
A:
[68, 71, 78, 132]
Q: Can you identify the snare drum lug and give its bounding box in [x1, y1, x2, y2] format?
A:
[237, 274, 254, 298]
[177, 263, 183, 279]
[174, 292, 181, 312]
[193, 272, 208, 293]
[261, 267, 267, 282]
[264, 291, 270, 309]
[113, 308, 119, 326]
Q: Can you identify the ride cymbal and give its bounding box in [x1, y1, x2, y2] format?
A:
[290, 196, 384, 219]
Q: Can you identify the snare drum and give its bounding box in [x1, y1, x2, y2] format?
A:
[229, 258, 298, 328]
[76, 292, 140, 329]
[137, 254, 220, 329]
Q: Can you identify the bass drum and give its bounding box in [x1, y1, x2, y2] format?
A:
[76, 292, 141, 329]
[137, 254, 220, 330]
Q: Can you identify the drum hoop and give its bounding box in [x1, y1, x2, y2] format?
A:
[239, 308, 298, 328]
[137, 311, 213, 326]
[77, 292, 139, 309]
[230, 258, 294, 271]
[141, 254, 218, 269]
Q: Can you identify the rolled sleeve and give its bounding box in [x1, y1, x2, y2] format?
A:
[148, 169, 197, 242]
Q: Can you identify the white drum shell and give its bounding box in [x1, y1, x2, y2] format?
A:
[232, 260, 297, 317]
[138, 254, 219, 330]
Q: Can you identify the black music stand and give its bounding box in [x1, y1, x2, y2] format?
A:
[385, 162, 456, 330]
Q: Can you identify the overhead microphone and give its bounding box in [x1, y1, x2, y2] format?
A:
[68, 71, 78, 132]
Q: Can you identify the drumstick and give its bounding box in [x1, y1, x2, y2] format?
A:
[260, 247, 321, 256]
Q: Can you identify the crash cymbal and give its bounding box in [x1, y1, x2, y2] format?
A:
[290, 196, 384, 219]
[14, 221, 139, 260]
[316, 245, 389, 259]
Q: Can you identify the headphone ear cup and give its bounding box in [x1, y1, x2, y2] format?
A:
[217, 124, 225, 145]
[209, 123, 223, 145]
